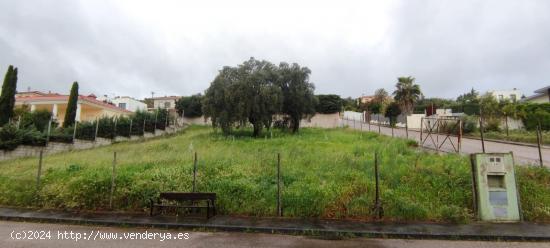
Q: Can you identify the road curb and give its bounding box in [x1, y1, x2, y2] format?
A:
[1, 213, 549, 242]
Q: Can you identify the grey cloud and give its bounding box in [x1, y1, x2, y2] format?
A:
[0, 0, 549, 100]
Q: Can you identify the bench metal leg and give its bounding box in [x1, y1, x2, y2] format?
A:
[213, 200, 217, 216]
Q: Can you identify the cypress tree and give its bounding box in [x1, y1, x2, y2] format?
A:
[0, 65, 18, 126]
[63, 81, 79, 127]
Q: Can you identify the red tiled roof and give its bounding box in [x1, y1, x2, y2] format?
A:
[15, 94, 131, 113]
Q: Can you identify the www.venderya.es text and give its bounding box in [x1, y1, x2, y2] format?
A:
[10, 230, 190, 242]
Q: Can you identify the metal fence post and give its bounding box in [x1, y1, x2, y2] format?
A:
[420, 117, 423, 143]
[36, 150, 43, 191]
[458, 119, 463, 153]
[537, 123, 544, 167]
[479, 116, 486, 153]
[377, 115, 381, 134]
[94, 118, 99, 140]
[373, 151, 382, 219]
[154, 111, 158, 133]
[72, 121, 78, 142]
[405, 118, 409, 139]
[277, 153, 282, 217]
[113, 117, 118, 139]
[368, 117, 371, 131]
[142, 119, 146, 135]
[109, 151, 117, 209]
[436, 120, 440, 152]
[46, 118, 52, 145]
[129, 119, 133, 137]
[193, 152, 197, 192]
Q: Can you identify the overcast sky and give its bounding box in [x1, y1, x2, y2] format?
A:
[1, 0, 549, 100]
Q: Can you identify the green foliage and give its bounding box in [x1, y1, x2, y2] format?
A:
[518, 103, 550, 131]
[63, 82, 79, 128]
[75, 121, 95, 140]
[275, 62, 316, 133]
[341, 97, 359, 112]
[368, 102, 383, 114]
[384, 102, 401, 126]
[204, 58, 313, 136]
[456, 88, 479, 104]
[154, 108, 169, 130]
[0, 65, 18, 126]
[176, 94, 203, 118]
[0, 124, 46, 150]
[393, 76, 422, 115]
[0, 126, 548, 222]
[19, 109, 53, 132]
[479, 93, 500, 118]
[0, 124, 22, 150]
[130, 110, 155, 135]
[115, 117, 132, 137]
[461, 115, 478, 134]
[516, 167, 550, 222]
[49, 127, 73, 143]
[315, 94, 342, 114]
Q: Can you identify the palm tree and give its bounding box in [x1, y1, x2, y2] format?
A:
[501, 102, 518, 137]
[392, 76, 422, 115]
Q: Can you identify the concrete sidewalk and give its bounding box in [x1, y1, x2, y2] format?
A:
[0, 207, 549, 241]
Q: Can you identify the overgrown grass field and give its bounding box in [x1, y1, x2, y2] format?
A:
[0, 125, 548, 222]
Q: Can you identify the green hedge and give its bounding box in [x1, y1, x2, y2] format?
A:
[315, 94, 342, 114]
[1, 109, 175, 151]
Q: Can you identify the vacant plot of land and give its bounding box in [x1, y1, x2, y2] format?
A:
[0, 126, 548, 222]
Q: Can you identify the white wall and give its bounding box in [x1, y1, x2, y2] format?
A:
[112, 97, 147, 112]
[526, 94, 549, 103]
[343, 111, 364, 121]
[489, 89, 522, 102]
[301, 113, 340, 128]
[153, 99, 177, 109]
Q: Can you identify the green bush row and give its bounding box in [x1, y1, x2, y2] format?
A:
[0, 109, 173, 151]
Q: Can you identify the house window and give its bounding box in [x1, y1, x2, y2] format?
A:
[510, 94, 516, 102]
[118, 103, 127, 110]
[164, 102, 171, 109]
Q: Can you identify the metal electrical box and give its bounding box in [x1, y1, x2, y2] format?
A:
[470, 153, 521, 222]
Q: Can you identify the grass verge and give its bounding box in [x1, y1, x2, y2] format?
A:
[0, 125, 548, 222]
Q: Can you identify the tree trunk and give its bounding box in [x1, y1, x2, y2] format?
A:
[291, 116, 300, 133]
[253, 123, 262, 137]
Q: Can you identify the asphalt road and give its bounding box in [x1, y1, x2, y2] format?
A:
[342, 119, 550, 167]
[1, 221, 548, 248]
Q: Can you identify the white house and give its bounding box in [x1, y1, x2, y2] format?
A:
[488, 88, 522, 102]
[111, 96, 148, 112]
[95, 94, 147, 112]
[524, 86, 550, 103]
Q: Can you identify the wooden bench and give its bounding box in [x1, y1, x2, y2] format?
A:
[150, 192, 217, 218]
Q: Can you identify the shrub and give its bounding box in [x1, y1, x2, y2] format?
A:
[20, 128, 46, 146]
[75, 121, 95, 140]
[115, 117, 131, 137]
[19, 109, 53, 132]
[0, 124, 22, 150]
[518, 103, 550, 131]
[484, 118, 501, 132]
[316, 94, 342, 114]
[461, 115, 478, 134]
[176, 94, 203, 118]
[49, 127, 73, 143]
[96, 117, 115, 139]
